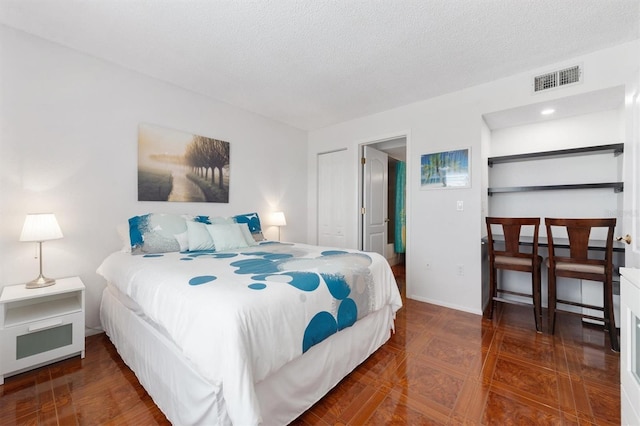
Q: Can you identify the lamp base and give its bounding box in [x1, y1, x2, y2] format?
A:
[25, 275, 56, 289]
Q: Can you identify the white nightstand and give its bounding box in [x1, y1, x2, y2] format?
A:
[0, 276, 85, 385]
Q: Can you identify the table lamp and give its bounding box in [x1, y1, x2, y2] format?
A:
[20, 213, 63, 288]
[269, 211, 287, 241]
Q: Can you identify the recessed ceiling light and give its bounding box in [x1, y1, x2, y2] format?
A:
[541, 108, 555, 115]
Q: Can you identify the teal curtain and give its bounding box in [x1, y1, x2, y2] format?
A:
[394, 161, 406, 253]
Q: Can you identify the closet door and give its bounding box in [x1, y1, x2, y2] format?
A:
[318, 150, 348, 248]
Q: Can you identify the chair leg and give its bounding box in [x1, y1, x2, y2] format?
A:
[487, 266, 496, 319]
[604, 278, 619, 352]
[532, 266, 542, 333]
[548, 271, 557, 334]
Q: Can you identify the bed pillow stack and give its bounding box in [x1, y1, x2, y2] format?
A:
[185, 218, 258, 252]
[126, 212, 264, 254]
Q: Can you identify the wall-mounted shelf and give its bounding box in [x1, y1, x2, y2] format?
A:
[487, 143, 624, 167]
[488, 182, 624, 195]
[487, 143, 624, 196]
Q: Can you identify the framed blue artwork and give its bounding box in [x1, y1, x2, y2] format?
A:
[420, 148, 470, 189]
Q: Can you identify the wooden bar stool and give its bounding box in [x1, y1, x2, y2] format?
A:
[486, 217, 543, 332]
[545, 218, 619, 352]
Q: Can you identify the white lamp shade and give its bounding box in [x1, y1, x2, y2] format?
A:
[269, 211, 287, 227]
[20, 213, 63, 242]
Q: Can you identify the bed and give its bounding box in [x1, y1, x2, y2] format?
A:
[97, 213, 402, 425]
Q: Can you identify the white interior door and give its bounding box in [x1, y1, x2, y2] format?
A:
[362, 146, 388, 257]
[318, 150, 348, 248]
[624, 80, 640, 268]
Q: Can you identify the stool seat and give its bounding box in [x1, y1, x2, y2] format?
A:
[496, 255, 540, 267]
[545, 259, 604, 275]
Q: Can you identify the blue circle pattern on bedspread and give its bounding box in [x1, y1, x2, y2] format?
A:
[164, 246, 374, 353]
[189, 275, 217, 286]
[231, 249, 372, 353]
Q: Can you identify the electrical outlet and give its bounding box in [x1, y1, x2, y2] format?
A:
[456, 264, 464, 276]
[456, 201, 463, 211]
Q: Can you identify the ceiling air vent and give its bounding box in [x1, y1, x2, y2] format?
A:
[533, 65, 582, 93]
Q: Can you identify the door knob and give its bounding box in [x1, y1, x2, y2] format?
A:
[616, 234, 632, 244]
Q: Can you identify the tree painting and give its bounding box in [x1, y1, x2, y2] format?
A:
[138, 124, 230, 202]
[420, 148, 470, 189]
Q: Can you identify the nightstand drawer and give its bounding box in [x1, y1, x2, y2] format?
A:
[0, 311, 84, 377]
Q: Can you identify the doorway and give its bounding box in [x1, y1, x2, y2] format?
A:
[359, 136, 407, 266]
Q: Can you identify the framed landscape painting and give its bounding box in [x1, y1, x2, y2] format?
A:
[420, 148, 470, 189]
[138, 124, 230, 203]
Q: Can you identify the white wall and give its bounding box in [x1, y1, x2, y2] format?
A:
[308, 41, 639, 315]
[485, 109, 625, 309]
[0, 25, 308, 332]
[488, 108, 625, 235]
[489, 109, 624, 156]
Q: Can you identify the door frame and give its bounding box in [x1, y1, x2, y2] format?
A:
[357, 131, 410, 260]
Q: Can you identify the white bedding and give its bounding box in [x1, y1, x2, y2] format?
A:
[97, 242, 402, 425]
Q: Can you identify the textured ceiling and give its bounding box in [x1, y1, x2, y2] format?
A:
[0, 1, 638, 130]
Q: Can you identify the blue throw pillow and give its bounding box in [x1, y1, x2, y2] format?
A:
[233, 212, 265, 241]
[129, 213, 187, 254]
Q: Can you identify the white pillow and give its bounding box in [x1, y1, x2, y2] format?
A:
[187, 221, 216, 251]
[206, 223, 250, 251]
[238, 223, 258, 247]
[174, 230, 189, 252]
[117, 223, 131, 252]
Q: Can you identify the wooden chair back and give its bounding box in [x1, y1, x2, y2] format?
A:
[545, 217, 616, 281]
[486, 217, 540, 272]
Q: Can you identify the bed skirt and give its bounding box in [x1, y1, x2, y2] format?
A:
[100, 285, 395, 425]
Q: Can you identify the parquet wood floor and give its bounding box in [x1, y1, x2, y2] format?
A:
[0, 264, 620, 425]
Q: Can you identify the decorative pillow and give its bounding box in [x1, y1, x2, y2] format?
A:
[117, 223, 131, 252]
[233, 212, 265, 241]
[186, 220, 216, 251]
[210, 216, 235, 225]
[238, 223, 259, 247]
[251, 231, 265, 242]
[206, 223, 250, 251]
[192, 215, 212, 224]
[174, 231, 189, 252]
[184, 214, 232, 225]
[129, 213, 186, 255]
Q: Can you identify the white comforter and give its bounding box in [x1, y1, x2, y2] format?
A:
[97, 242, 402, 425]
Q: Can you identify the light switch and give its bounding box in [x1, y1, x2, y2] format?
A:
[456, 201, 463, 211]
